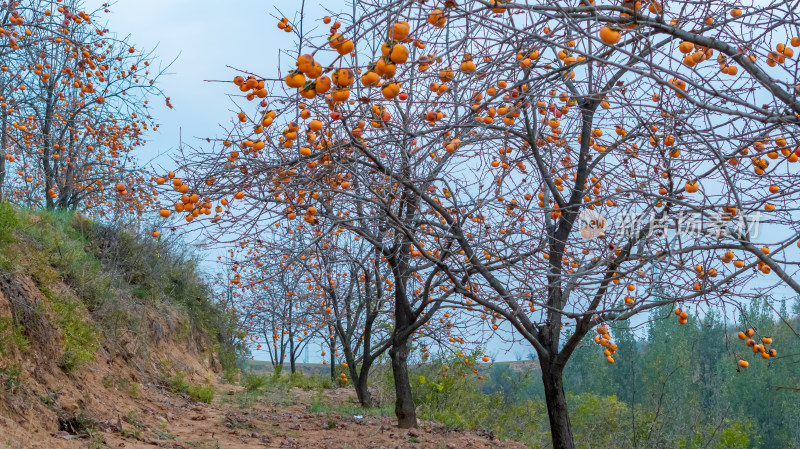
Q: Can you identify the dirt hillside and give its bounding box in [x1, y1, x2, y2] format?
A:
[0, 210, 526, 448]
[0, 273, 526, 448]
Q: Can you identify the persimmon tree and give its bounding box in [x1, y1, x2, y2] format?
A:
[0, 0, 167, 219]
[0, 0, 59, 199]
[368, 1, 800, 447]
[304, 232, 393, 406]
[221, 238, 323, 373]
[156, 3, 472, 427]
[157, 0, 800, 447]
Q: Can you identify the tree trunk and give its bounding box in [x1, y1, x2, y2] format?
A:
[0, 151, 4, 202]
[289, 334, 296, 374]
[342, 337, 373, 407]
[329, 339, 336, 382]
[541, 362, 574, 449]
[0, 111, 6, 202]
[389, 332, 416, 428]
[354, 359, 372, 407]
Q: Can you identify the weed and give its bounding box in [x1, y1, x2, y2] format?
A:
[155, 432, 176, 441]
[119, 428, 142, 440]
[0, 364, 22, 390]
[310, 399, 326, 413]
[188, 384, 215, 403]
[167, 371, 191, 394]
[167, 370, 214, 403]
[45, 290, 98, 372]
[127, 409, 142, 428]
[87, 431, 105, 449]
[38, 391, 56, 407]
[241, 371, 269, 392]
[309, 396, 391, 418]
[129, 381, 140, 399]
[0, 316, 29, 356]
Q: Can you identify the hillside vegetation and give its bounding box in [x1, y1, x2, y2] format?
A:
[0, 203, 241, 445]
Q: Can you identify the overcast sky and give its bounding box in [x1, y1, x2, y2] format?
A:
[87, 0, 336, 163]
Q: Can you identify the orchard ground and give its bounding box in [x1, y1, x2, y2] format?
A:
[4, 378, 526, 449]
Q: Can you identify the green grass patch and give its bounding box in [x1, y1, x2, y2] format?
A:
[44, 289, 98, 372]
[241, 371, 270, 392]
[0, 316, 29, 357]
[167, 370, 215, 403]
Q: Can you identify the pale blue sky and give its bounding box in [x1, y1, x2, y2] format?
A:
[88, 0, 326, 164]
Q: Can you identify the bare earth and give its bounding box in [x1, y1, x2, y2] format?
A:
[2, 381, 529, 449]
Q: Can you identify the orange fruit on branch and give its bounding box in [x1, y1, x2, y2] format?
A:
[389, 21, 410, 41]
[599, 27, 621, 45]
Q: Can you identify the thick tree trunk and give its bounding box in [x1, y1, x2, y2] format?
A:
[541, 362, 574, 449]
[389, 333, 416, 428]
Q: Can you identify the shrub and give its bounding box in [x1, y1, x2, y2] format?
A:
[241, 371, 269, 392]
[167, 371, 191, 394]
[129, 382, 140, 399]
[0, 364, 22, 390]
[188, 384, 215, 403]
[166, 370, 214, 403]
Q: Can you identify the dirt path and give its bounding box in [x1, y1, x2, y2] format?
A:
[2, 382, 528, 449]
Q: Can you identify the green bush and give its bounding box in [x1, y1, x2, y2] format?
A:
[241, 371, 270, 392]
[167, 371, 191, 393]
[188, 384, 215, 403]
